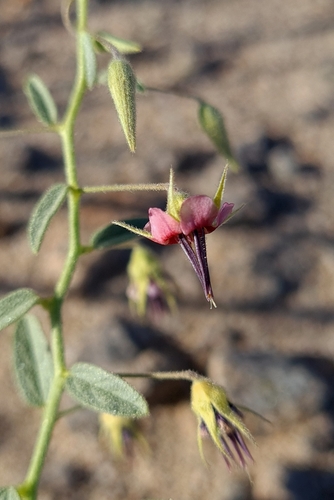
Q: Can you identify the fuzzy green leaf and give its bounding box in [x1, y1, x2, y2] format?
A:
[96, 31, 142, 54]
[90, 217, 148, 249]
[23, 74, 58, 126]
[66, 362, 149, 417]
[0, 487, 21, 500]
[28, 183, 68, 254]
[198, 101, 239, 171]
[0, 289, 39, 332]
[14, 315, 53, 407]
[80, 32, 97, 90]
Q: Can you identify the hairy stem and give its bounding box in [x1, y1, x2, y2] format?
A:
[0, 127, 57, 138]
[82, 183, 168, 193]
[17, 1, 88, 497]
[117, 370, 203, 382]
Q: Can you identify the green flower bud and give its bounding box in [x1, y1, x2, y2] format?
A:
[127, 245, 176, 319]
[99, 414, 149, 460]
[108, 59, 136, 152]
[198, 101, 239, 171]
[191, 379, 255, 469]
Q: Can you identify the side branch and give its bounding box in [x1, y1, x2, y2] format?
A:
[116, 370, 204, 382]
[82, 183, 168, 194]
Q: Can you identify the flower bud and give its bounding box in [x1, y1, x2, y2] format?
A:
[198, 101, 239, 171]
[191, 379, 255, 469]
[108, 59, 136, 152]
[99, 413, 148, 459]
[127, 245, 176, 319]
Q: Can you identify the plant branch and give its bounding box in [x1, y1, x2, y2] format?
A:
[17, 1, 89, 497]
[82, 183, 168, 194]
[117, 370, 203, 382]
[17, 373, 66, 500]
[143, 85, 201, 104]
[0, 127, 58, 138]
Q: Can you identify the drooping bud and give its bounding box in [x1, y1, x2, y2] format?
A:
[191, 379, 255, 468]
[99, 413, 149, 460]
[127, 245, 176, 319]
[198, 100, 239, 171]
[108, 59, 136, 152]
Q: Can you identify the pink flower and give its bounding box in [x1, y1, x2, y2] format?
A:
[113, 168, 235, 307]
[145, 195, 234, 244]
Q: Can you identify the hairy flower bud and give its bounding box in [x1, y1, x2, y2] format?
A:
[108, 59, 136, 152]
[127, 245, 176, 319]
[191, 379, 255, 469]
[198, 101, 239, 171]
[99, 414, 149, 459]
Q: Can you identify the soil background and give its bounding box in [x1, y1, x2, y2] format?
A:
[1, 0, 334, 499]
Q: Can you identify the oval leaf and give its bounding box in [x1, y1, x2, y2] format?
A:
[96, 31, 142, 54]
[90, 217, 148, 249]
[14, 315, 53, 407]
[0, 289, 39, 332]
[0, 487, 21, 500]
[80, 32, 97, 90]
[28, 183, 68, 254]
[23, 74, 58, 126]
[198, 100, 239, 171]
[66, 362, 149, 417]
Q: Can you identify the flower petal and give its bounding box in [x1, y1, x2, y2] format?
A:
[179, 195, 218, 235]
[145, 208, 180, 245]
[212, 202, 234, 229]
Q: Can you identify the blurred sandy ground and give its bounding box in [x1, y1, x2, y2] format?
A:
[1, 0, 334, 498]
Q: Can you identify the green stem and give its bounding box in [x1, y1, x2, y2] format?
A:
[20, 180, 82, 500]
[82, 183, 168, 193]
[17, 364, 65, 500]
[54, 187, 81, 298]
[144, 85, 201, 104]
[18, 298, 68, 499]
[117, 370, 202, 382]
[0, 127, 57, 138]
[18, 1, 88, 497]
[57, 405, 83, 420]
